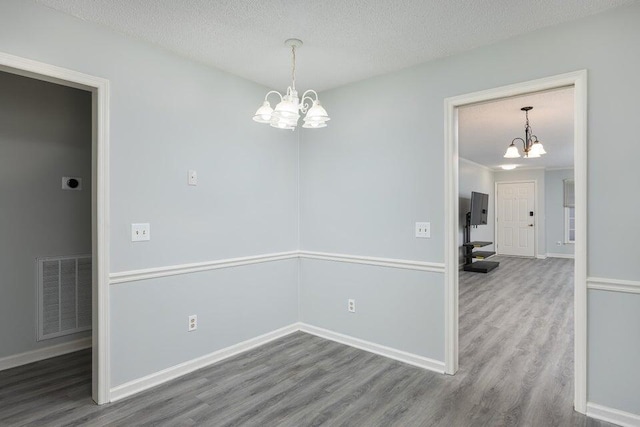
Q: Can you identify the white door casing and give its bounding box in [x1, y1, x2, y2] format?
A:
[444, 70, 587, 413]
[497, 181, 535, 257]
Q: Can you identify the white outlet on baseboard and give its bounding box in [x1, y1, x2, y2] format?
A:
[188, 314, 197, 332]
[348, 299, 356, 313]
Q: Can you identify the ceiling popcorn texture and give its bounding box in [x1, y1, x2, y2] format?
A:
[37, 0, 634, 90]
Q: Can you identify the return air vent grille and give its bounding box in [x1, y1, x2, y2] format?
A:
[37, 255, 92, 341]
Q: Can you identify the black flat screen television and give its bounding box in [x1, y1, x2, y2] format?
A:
[470, 191, 489, 225]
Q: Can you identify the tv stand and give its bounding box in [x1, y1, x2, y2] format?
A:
[463, 212, 499, 273]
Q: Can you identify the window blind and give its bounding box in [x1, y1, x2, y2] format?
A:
[563, 179, 575, 208]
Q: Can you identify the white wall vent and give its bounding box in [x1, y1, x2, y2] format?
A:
[37, 255, 92, 341]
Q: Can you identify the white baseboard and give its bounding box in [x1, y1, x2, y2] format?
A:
[536, 254, 547, 260]
[0, 337, 91, 371]
[109, 323, 299, 402]
[299, 323, 445, 374]
[110, 322, 446, 403]
[587, 402, 640, 427]
[546, 252, 575, 259]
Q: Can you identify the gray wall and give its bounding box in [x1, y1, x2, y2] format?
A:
[493, 168, 546, 257]
[300, 3, 640, 415]
[545, 169, 575, 256]
[0, 0, 299, 385]
[459, 159, 495, 264]
[0, 71, 92, 358]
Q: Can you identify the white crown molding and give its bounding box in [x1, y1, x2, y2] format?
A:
[545, 166, 575, 171]
[587, 402, 640, 427]
[110, 323, 300, 402]
[299, 323, 445, 373]
[459, 157, 494, 173]
[588, 277, 640, 295]
[0, 338, 91, 372]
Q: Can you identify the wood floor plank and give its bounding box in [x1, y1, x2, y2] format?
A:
[0, 257, 620, 426]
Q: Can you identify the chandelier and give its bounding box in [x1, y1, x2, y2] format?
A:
[253, 39, 330, 130]
[503, 106, 546, 158]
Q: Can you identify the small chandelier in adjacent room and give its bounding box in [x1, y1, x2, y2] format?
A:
[253, 39, 330, 130]
[504, 106, 546, 159]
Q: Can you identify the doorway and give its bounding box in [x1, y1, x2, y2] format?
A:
[496, 181, 536, 257]
[0, 51, 110, 404]
[444, 70, 588, 413]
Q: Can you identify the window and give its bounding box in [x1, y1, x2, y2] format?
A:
[563, 179, 575, 244]
[565, 206, 575, 243]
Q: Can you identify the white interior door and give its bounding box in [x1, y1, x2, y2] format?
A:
[496, 182, 535, 257]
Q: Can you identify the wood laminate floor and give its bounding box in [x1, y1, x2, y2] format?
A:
[0, 256, 615, 426]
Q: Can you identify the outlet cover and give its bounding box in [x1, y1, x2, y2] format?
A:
[188, 170, 197, 186]
[348, 299, 356, 313]
[188, 315, 197, 332]
[131, 223, 150, 242]
[415, 222, 431, 238]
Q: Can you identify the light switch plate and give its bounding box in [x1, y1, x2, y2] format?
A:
[415, 222, 431, 238]
[188, 170, 197, 186]
[131, 223, 150, 241]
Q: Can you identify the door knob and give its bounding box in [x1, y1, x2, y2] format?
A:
[529, 224, 534, 227]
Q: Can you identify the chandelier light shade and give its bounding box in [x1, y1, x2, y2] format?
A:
[253, 39, 330, 131]
[503, 106, 546, 159]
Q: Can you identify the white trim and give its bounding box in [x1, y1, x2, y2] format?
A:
[536, 254, 547, 260]
[459, 157, 494, 173]
[547, 253, 575, 259]
[0, 338, 91, 372]
[298, 251, 445, 273]
[299, 323, 445, 373]
[109, 251, 300, 284]
[109, 251, 446, 285]
[587, 402, 640, 427]
[588, 277, 640, 295]
[546, 166, 575, 171]
[110, 323, 300, 402]
[0, 51, 110, 405]
[444, 70, 588, 413]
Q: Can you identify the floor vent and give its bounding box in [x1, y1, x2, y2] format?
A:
[37, 255, 92, 341]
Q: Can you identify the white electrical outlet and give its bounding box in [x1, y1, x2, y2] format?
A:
[131, 223, 150, 242]
[188, 170, 197, 186]
[348, 299, 356, 313]
[188, 314, 197, 332]
[415, 222, 431, 238]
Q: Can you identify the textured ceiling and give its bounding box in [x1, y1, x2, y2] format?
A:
[458, 87, 574, 170]
[36, 0, 633, 91]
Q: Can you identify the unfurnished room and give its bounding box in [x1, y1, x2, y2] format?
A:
[0, 1, 639, 426]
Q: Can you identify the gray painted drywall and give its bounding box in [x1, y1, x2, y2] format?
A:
[493, 169, 546, 257]
[2, 0, 639, 414]
[300, 258, 444, 361]
[545, 169, 575, 256]
[588, 290, 640, 415]
[0, 71, 92, 358]
[300, 3, 640, 414]
[0, 0, 298, 383]
[110, 259, 298, 386]
[459, 159, 495, 264]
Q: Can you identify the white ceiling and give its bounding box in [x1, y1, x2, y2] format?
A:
[36, 0, 633, 91]
[458, 87, 574, 170]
